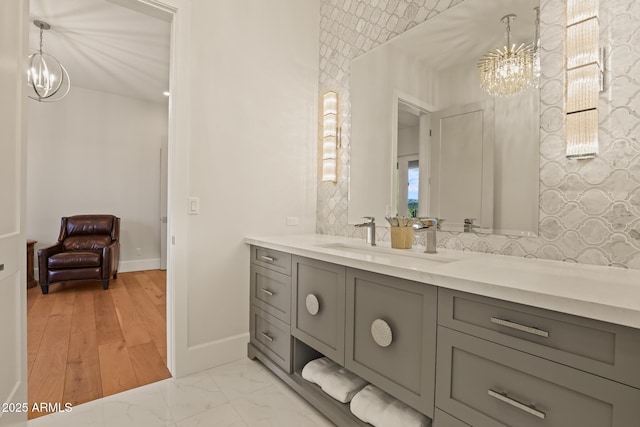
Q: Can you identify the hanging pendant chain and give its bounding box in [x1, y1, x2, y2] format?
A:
[39, 27, 44, 54]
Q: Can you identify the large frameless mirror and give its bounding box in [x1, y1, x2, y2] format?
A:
[349, 0, 540, 237]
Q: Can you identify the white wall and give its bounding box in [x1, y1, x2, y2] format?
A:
[176, 0, 319, 373]
[27, 86, 168, 272]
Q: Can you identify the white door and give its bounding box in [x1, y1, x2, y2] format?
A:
[0, 1, 29, 426]
[431, 101, 494, 231]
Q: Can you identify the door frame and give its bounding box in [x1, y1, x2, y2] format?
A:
[131, 0, 191, 377]
[0, 1, 28, 425]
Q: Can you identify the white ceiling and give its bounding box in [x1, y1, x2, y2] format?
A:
[29, 0, 171, 103]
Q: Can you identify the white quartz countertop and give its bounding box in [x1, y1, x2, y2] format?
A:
[245, 233, 640, 330]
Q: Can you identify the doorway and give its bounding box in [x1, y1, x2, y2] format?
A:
[394, 96, 434, 218]
[25, 0, 176, 419]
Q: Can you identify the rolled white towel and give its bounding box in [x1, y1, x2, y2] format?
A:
[301, 357, 368, 403]
[301, 357, 338, 383]
[350, 385, 431, 427]
[350, 384, 394, 422]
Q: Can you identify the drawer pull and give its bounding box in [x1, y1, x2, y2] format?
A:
[261, 288, 275, 296]
[371, 319, 393, 347]
[306, 294, 320, 315]
[490, 317, 549, 338]
[488, 389, 546, 419]
[260, 331, 274, 342]
[260, 255, 276, 262]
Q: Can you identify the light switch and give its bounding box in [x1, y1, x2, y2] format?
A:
[188, 197, 200, 215]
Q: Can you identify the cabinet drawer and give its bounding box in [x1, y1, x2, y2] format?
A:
[250, 306, 292, 373]
[250, 264, 290, 323]
[433, 408, 470, 427]
[438, 289, 640, 389]
[436, 327, 640, 427]
[345, 269, 437, 417]
[291, 256, 346, 364]
[251, 246, 291, 276]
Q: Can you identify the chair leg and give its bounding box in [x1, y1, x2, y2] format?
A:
[113, 272, 118, 279]
[40, 284, 49, 295]
[102, 279, 109, 290]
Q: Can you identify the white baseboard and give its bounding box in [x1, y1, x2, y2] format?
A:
[179, 332, 250, 377]
[118, 258, 161, 273]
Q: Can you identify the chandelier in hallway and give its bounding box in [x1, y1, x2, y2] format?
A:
[28, 20, 70, 102]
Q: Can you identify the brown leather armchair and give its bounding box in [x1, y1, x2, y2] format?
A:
[38, 215, 120, 294]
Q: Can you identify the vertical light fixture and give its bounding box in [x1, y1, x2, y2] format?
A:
[566, 0, 602, 159]
[322, 91, 339, 182]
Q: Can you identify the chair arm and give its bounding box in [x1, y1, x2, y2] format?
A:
[102, 240, 120, 279]
[37, 243, 64, 284]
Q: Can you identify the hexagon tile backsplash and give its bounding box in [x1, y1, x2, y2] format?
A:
[316, 0, 640, 269]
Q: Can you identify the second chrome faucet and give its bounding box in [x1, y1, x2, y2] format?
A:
[413, 218, 439, 254]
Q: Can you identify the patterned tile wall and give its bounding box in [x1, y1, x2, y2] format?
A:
[316, 0, 640, 269]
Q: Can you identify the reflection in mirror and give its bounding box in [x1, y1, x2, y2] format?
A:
[350, 0, 540, 237]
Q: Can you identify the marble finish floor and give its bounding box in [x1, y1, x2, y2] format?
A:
[27, 358, 334, 427]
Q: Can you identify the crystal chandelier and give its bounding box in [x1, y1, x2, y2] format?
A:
[28, 20, 70, 102]
[477, 14, 535, 97]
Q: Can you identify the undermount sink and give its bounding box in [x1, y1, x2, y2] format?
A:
[315, 242, 459, 264]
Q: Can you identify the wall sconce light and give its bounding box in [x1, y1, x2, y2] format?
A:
[565, 0, 603, 159]
[322, 91, 339, 182]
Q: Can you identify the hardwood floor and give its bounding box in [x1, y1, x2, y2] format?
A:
[27, 270, 171, 419]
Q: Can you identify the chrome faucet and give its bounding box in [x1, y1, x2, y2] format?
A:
[464, 218, 479, 233]
[413, 218, 438, 254]
[356, 216, 376, 246]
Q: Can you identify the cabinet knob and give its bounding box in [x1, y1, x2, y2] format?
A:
[305, 294, 320, 315]
[371, 319, 393, 347]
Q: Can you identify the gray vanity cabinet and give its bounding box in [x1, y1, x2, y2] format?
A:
[435, 327, 640, 427]
[344, 269, 437, 417]
[249, 244, 640, 427]
[291, 256, 346, 364]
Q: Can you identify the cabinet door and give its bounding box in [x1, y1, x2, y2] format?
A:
[345, 268, 437, 417]
[291, 256, 346, 364]
[436, 327, 640, 427]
